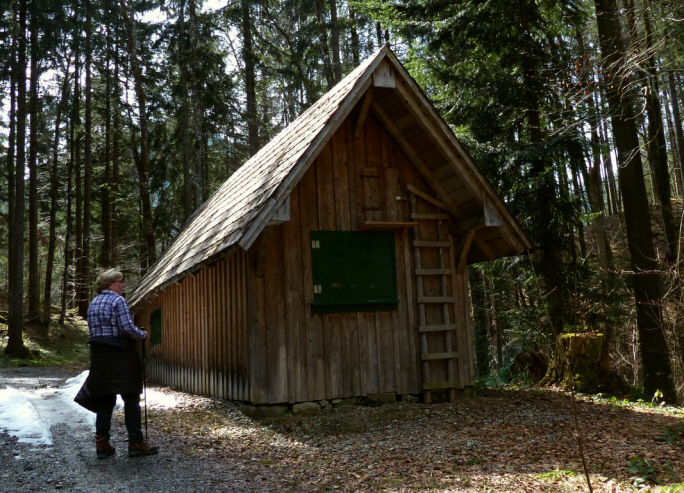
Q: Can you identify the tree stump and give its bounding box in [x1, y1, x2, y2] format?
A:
[540, 333, 629, 395]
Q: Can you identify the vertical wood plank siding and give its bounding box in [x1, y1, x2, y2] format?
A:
[137, 109, 476, 405]
[136, 249, 250, 401]
[245, 110, 473, 404]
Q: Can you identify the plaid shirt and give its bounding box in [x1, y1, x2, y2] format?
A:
[87, 290, 147, 340]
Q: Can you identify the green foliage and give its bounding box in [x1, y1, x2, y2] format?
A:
[536, 468, 577, 481]
[0, 316, 90, 369]
[629, 456, 659, 488]
[656, 421, 684, 446]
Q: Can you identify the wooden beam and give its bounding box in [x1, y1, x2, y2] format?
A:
[393, 80, 482, 200]
[407, 184, 448, 211]
[371, 102, 461, 218]
[354, 88, 374, 138]
[483, 196, 502, 226]
[455, 229, 475, 273]
[451, 199, 502, 234]
[474, 236, 496, 261]
[357, 221, 418, 230]
[385, 49, 532, 251]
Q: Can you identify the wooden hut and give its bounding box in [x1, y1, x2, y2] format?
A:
[129, 47, 531, 406]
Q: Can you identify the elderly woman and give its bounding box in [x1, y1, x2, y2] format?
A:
[75, 268, 158, 459]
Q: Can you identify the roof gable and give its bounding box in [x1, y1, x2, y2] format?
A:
[129, 47, 531, 309]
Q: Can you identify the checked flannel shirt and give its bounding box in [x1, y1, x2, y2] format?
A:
[87, 290, 147, 340]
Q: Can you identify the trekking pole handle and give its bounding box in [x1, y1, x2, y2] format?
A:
[140, 327, 146, 360]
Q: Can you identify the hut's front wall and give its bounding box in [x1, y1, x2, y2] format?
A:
[135, 250, 250, 401]
[248, 111, 475, 404]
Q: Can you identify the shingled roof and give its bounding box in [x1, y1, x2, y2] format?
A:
[129, 46, 531, 310]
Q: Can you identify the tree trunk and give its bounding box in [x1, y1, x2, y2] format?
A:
[72, 0, 84, 313]
[469, 267, 491, 378]
[6, 9, 17, 322]
[597, 90, 621, 215]
[641, 0, 677, 260]
[6, 0, 31, 359]
[60, 41, 79, 326]
[521, 1, 563, 337]
[329, 0, 341, 83]
[668, 70, 684, 191]
[594, 0, 676, 402]
[349, 7, 359, 67]
[120, 0, 156, 269]
[80, 0, 93, 316]
[315, 0, 334, 89]
[27, 0, 40, 324]
[188, 0, 204, 206]
[663, 81, 683, 196]
[178, 0, 194, 221]
[43, 63, 71, 327]
[242, 0, 259, 157]
[102, 23, 112, 268]
[111, 31, 120, 267]
[484, 275, 503, 370]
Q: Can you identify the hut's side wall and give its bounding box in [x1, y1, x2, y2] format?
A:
[136, 249, 249, 401]
[248, 112, 476, 404]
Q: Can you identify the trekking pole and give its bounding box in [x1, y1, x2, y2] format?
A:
[141, 328, 148, 442]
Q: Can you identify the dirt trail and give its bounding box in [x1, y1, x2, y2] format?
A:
[0, 367, 252, 492]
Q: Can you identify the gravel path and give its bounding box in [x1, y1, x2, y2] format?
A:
[0, 367, 254, 492]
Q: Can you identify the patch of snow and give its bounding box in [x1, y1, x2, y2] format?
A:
[145, 388, 178, 409]
[0, 386, 53, 446]
[0, 370, 179, 448]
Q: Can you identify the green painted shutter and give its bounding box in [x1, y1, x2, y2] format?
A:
[310, 230, 398, 313]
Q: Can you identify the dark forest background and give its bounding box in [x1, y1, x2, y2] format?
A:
[2, 0, 684, 401]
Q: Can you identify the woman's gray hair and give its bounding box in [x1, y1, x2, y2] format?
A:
[96, 268, 123, 293]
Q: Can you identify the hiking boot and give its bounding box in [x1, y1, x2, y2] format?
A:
[128, 441, 159, 457]
[96, 436, 116, 459]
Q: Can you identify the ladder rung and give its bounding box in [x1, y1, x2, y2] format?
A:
[415, 268, 454, 276]
[413, 240, 450, 248]
[423, 381, 462, 390]
[419, 324, 457, 333]
[421, 351, 459, 361]
[411, 213, 451, 220]
[418, 296, 456, 303]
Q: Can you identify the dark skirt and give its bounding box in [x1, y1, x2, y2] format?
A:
[74, 338, 143, 413]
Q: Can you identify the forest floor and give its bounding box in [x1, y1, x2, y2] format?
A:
[3, 311, 684, 491]
[3, 364, 684, 492]
[141, 383, 684, 492]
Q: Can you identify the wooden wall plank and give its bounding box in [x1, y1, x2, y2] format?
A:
[317, 144, 336, 230]
[395, 230, 411, 394]
[359, 312, 379, 394]
[254, 275, 268, 403]
[363, 167, 384, 223]
[376, 310, 396, 393]
[366, 112, 383, 168]
[284, 186, 307, 403]
[300, 164, 326, 401]
[332, 124, 352, 230]
[384, 167, 402, 222]
[352, 118, 367, 227]
[341, 313, 361, 397]
[265, 225, 288, 403]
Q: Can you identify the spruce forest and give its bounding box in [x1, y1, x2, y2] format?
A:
[2, 0, 684, 403]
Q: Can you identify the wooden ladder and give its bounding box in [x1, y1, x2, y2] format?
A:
[408, 188, 461, 404]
